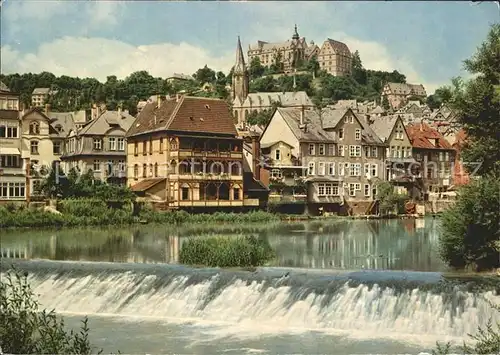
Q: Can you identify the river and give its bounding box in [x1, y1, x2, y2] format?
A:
[1, 218, 499, 354]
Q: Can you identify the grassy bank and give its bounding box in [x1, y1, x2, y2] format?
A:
[0, 200, 279, 229]
[179, 235, 275, 267]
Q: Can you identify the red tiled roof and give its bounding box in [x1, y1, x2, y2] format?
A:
[406, 122, 453, 150]
[127, 96, 237, 137]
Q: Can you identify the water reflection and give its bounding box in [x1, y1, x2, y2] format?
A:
[0, 218, 445, 272]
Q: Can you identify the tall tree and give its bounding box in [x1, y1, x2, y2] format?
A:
[249, 57, 265, 80]
[193, 65, 216, 84]
[453, 24, 500, 175]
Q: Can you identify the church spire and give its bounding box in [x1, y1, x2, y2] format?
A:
[234, 35, 246, 73]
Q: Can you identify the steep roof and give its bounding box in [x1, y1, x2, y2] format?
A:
[48, 112, 77, 138]
[369, 115, 399, 142]
[325, 38, 351, 55]
[406, 122, 453, 150]
[0, 81, 10, 92]
[241, 91, 313, 108]
[354, 113, 385, 146]
[78, 110, 135, 136]
[127, 96, 238, 138]
[277, 108, 336, 143]
[386, 83, 427, 96]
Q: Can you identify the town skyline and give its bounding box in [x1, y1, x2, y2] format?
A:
[1, 1, 498, 94]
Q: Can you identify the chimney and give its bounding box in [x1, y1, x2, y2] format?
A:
[44, 104, 50, 116]
[300, 105, 305, 125]
[251, 135, 261, 181]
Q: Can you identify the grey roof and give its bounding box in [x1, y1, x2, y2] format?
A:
[369, 115, 399, 142]
[32, 88, 51, 95]
[78, 110, 135, 136]
[167, 73, 195, 81]
[386, 83, 427, 96]
[321, 107, 348, 129]
[325, 38, 351, 55]
[240, 91, 313, 108]
[261, 140, 293, 149]
[354, 113, 385, 145]
[278, 108, 336, 143]
[48, 112, 78, 138]
[370, 105, 385, 114]
[0, 81, 10, 92]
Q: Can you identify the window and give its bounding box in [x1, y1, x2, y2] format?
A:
[170, 139, 178, 151]
[3, 126, 18, 138]
[364, 163, 370, 177]
[149, 139, 153, 155]
[0, 155, 20, 168]
[332, 185, 339, 196]
[308, 144, 315, 156]
[93, 138, 102, 150]
[407, 147, 412, 158]
[53, 141, 61, 155]
[234, 188, 240, 200]
[142, 141, 147, 155]
[349, 183, 356, 196]
[118, 138, 125, 151]
[149, 164, 154, 177]
[118, 160, 125, 173]
[355, 129, 361, 141]
[29, 122, 40, 135]
[338, 145, 345, 157]
[364, 146, 370, 158]
[397, 146, 401, 158]
[318, 183, 325, 196]
[319, 144, 325, 155]
[439, 152, 444, 161]
[325, 184, 332, 196]
[344, 116, 348, 123]
[355, 183, 361, 191]
[308, 162, 315, 175]
[30, 141, 39, 155]
[339, 162, 345, 176]
[181, 187, 189, 200]
[402, 147, 407, 158]
[159, 138, 164, 154]
[371, 164, 378, 177]
[154, 163, 158, 177]
[338, 128, 344, 139]
[349, 145, 361, 157]
[328, 162, 335, 175]
[271, 169, 282, 178]
[350, 116, 354, 124]
[109, 137, 116, 151]
[328, 144, 335, 156]
[372, 185, 378, 199]
[142, 164, 147, 178]
[318, 162, 325, 175]
[275, 149, 281, 160]
[134, 142, 138, 156]
[93, 160, 100, 172]
[0, 182, 25, 199]
[134, 164, 139, 179]
[106, 160, 113, 176]
[364, 184, 371, 197]
[371, 147, 378, 158]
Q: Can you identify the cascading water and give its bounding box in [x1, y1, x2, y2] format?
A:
[2, 259, 499, 347]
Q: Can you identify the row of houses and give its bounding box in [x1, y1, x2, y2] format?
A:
[1, 79, 465, 215]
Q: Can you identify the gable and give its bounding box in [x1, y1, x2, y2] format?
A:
[22, 110, 50, 123]
[260, 110, 299, 155]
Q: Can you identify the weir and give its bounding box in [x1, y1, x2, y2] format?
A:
[1, 259, 499, 339]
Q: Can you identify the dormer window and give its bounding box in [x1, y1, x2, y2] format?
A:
[29, 122, 40, 135]
[55, 124, 62, 133]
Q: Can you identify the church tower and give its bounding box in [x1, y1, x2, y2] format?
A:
[232, 36, 249, 102]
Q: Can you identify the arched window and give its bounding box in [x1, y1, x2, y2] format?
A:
[133, 164, 139, 179]
[154, 163, 158, 177]
[29, 122, 40, 135]
[149, 163, 153, 177]
[142, 163, 147, 178]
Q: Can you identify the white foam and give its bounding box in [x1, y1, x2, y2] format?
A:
[20, 272, 500, 347]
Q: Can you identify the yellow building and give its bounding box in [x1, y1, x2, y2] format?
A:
[126, 95, 263, 210]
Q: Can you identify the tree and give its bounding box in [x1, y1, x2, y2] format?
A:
[376, 181, 409, 215]
[453, 24, 500, 175]
[249, 57, 265, 80]
[193, 65, 216, 84]
[250, 76, 277, 93]
[305, 55, 320, 77]
[439, 174, 500, 271]
[0, 268, 105, 354]
[351, 50, 367, 85]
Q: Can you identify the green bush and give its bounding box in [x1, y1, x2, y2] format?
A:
[179, 235, 275, 267]
[439, 175, 500, 271]
[0, 268, 112, 354]
[433, 302, 500, 354]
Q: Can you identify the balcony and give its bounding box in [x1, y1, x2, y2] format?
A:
[176, 200, 245, 207]
[175, 150, 243, 159]
[269, 194, 307, 204]
[0, 167, 26, 176]
[172, 173, 243, 181]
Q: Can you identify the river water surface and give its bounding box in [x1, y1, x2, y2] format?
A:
[1, 218, 499, 354]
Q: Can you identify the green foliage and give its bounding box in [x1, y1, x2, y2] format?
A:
[446, 24, 500, 176]
[0, 268, 106, 354]
[439, 175, 500, 271]
[246, 101, 282, 126]
[376, 181, 410, 215]
[433, 303, 500, 355]
[179, 235, 275, 267]
[249, 57, 266, 80]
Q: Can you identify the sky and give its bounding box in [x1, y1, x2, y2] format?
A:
[1, 1, 499, 94]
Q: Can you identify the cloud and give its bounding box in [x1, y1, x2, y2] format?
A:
[1, 31, 442, 94]
[84, 1, 126, 30]
[0, 37, 234, 82]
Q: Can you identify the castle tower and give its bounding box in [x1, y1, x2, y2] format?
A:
[232, 36, 249, 102]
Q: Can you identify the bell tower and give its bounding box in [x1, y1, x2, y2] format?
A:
[232, 36, 249, 102]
